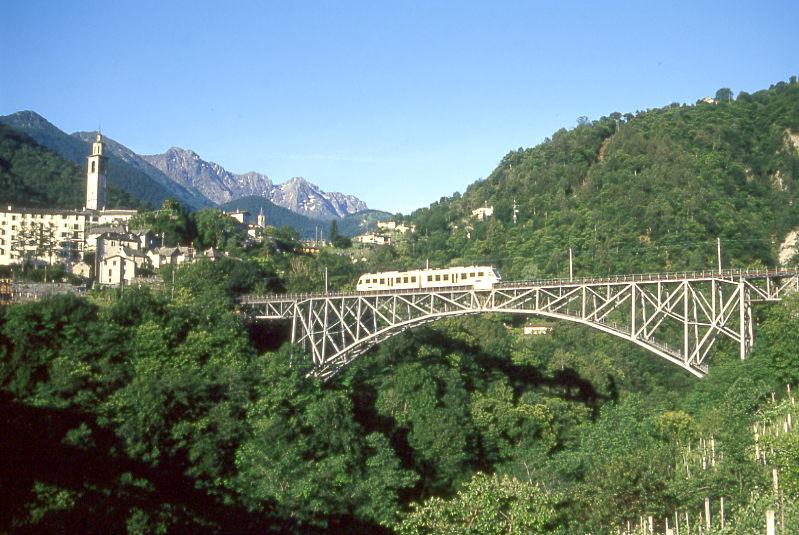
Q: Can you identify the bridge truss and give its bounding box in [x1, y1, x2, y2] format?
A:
[240, 269, 798, 380]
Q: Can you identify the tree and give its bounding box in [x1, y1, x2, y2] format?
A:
[33, 221, 59, 266]
[193, 208, 244, 251]
[329, 220, 340, 244]
[715, 87, 733, 102]
[328, 219, 352, 248]
[232, 345, 416, 527]
[397, 472, 564, 535]
[752, 294, 799, 385]
[375, 359, 477, 495]
[10, 220, 34, 270]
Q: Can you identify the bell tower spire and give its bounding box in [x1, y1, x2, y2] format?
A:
[86, 133, 107, 210]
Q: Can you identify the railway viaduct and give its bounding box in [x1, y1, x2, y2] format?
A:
[240, 268, 799, 380]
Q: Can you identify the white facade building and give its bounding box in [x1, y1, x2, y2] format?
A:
[99, 253, 138, 285]
[377, 221, 415, 234]
[354, 233, 390, 245]
[224, 209, 248, 224]
[523, 324, 553, 336]
[145, 246, 194, 271]
[471, 205, 494, 222]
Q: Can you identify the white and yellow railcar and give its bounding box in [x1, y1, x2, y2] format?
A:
[356, 266, 501, 292]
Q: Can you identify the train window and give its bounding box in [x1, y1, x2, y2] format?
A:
[396, 277, 401, 283]
[380, 278, 385, 284]
[470, 272, 475, 277]
[435, 275, 441, 281]
[461, 273, 467, 280]
[443, 274, 449, 280]
[403, 277, 409, 283]
[427, 275, 433, 281]
[478, 271, 484, 276]
[411, 276, 416, 282]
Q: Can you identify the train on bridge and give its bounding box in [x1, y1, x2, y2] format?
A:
[356, 265, 501, 292]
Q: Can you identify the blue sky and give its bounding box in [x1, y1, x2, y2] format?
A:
[1, 1, 797, 213]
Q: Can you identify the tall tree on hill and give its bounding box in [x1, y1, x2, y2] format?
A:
[329, 219, 339, 244]
[328, 219, 352, 248]
[715, 87, 733, 102]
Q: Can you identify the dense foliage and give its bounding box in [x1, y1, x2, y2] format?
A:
[2, 81, 799, 534]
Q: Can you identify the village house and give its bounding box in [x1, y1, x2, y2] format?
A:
[471, 205, 494, 222]
[377, 220, 415, 234]
[99, 247, 146, 285]
[354, 233, 390, 245]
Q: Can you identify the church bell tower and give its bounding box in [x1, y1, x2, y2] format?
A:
[86, 133, 107, 210]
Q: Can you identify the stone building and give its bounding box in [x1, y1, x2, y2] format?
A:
[99, 252, 138, 285]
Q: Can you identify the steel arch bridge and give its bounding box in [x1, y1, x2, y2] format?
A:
[240, 268, 799, 380]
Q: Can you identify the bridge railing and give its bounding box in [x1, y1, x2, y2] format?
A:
[502, 266, 798, 288]
[239, 266, 798, 304]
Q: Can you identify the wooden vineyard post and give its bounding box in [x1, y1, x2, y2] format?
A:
[767, 509, 776, 535]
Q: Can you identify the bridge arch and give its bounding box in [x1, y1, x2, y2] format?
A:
[304, 308, 704, 380]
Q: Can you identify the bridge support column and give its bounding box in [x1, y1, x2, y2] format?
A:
[738, 281, 752, 360]
[631, 284, 636, 339]
[683, 282, 689, 366]
[291, 302, 298, 343]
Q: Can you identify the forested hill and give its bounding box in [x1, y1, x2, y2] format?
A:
[0, 124, 143, 210]
[408, 81, 799, 278]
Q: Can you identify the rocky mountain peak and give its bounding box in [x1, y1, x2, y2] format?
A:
[3, 110, 52, 129]
[143, 149, 368, 219]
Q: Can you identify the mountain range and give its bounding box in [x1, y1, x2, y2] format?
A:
[142, 147, 368, 219]
[0, 111, 370, 221]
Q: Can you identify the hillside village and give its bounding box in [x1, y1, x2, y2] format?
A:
[0, 135, 272, 285]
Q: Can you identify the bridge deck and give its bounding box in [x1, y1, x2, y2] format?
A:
[241, 267, 798, 304]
